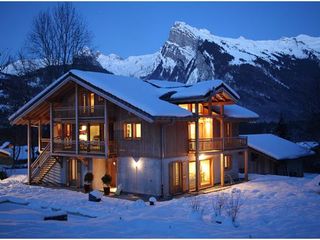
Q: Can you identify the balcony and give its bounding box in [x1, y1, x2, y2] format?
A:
[51, 138, 117, 156]
[52, 105, 104, 119]
[53, 107, 75, 119]
[188, 136, 247, 152]
[78, 105, 104, 118]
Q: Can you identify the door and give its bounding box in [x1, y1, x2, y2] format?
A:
[68, 159, 81, 187]
[106, 158, 117, 187]
[169, 161, 188, 195]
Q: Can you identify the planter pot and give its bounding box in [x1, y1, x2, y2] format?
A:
[103, 186, 110, 195]
[84, 184, 91, 193]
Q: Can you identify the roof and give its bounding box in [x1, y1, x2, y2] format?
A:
[0, 148, 10, 157]
[145, 79, 186, 88]
[167, 80, 240, 101]
[212, 104, 259, 120]
[296, 141, 319, 150]
[9, 70, 193, 124]
[243, 134, 315, 160]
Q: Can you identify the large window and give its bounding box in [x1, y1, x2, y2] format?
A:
[224, 155, 232, 170]
[189, 159, 213, 189]
[124, 123, 141, 139]
[200, 159, 211, 187]
[188, 118, 213, 139]
[79, 123, 104, 152]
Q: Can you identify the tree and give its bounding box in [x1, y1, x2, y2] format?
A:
[274, 113, 288, 138]
[27, 3, 92, 68]
[0, 49, 12, 72]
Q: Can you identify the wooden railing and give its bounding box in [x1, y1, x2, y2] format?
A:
[40, 138, 50, 151]
[188, 136, 247, 152]
[31, 144, 51, 180]
[52, 138, 117, 155]
[53, 106, 75, 119]
[79, 105, 104, 118]
[52, 105, 104, 119]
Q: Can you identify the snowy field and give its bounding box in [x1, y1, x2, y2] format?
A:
[0, 172, 320, 238]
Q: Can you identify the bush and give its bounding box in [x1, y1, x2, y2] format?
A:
[84, 172, 93, 183]
[190, 197, 202, 212]
[101, 174, 112, 186]
[226, 188, 244, 224]
[0, 171, 8, 180]
[212, 192, 227, 217]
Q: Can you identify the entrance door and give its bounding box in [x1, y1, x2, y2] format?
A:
[68, 159, 81, 187]
[169, 161, 189, 195]
[106, 158, 117, 187]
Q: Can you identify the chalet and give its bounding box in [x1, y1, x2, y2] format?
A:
[9, 70, 258, 197]
[239, 134, 314, 177]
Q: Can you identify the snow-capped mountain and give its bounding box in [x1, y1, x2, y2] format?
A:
[1, 21, 320, 123]
[96, 22, 320, 122]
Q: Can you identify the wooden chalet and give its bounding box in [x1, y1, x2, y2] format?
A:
[9, 70, 259, 197]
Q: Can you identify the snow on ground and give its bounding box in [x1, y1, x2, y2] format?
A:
[0, 173, 320, 238]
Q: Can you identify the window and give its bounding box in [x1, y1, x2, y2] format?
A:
[200, 159, 211, 186]
[226, 122, 232, 137]
[224, 155, 232, 170]
[90, 93, 95, 113]
[124, 123, 141, 139]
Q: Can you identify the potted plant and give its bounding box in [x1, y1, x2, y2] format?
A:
[101, 174, 112, 195]
[84, 172, 93, 193]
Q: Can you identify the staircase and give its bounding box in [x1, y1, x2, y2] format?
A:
[30, 144, 58, 185]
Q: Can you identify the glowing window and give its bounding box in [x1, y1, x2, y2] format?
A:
[124, 123, 141, 139]
[200, 159, 211, 186]
[90, 93, 95, 113]
[224, 155, 232, 170]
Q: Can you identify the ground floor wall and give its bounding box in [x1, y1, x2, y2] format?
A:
[50, 150, 244, 196]
[239, 149, 304, 177]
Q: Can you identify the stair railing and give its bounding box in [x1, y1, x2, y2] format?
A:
[30, 144, 51, 181]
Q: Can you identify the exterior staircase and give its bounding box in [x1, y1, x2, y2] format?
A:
[30, 144, 58, 185]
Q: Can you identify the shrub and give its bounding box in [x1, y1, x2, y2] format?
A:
[212, 192, 227, 217]
[84, 172, 93, 183]
[190, 197, 201, 212]
[101, 174, 112, 186]
[0, 171, 8, 180]
[226, 188, 244, 224]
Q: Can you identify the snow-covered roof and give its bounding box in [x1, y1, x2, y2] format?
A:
[212, 104, 259, 119]
[9, 70, 193, 124]
[243, 134, 315, 160]
[168, 80, 240, 100]
[0, 148, 10, 157]
[296, 141, 319, 150]
[70, 70, 192, 119]
[146, 79, 186, 88]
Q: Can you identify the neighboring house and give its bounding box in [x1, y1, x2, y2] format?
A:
[9, 70, 258, 197]
[239, 134, 314, 177]
[296, 141, 320, 173]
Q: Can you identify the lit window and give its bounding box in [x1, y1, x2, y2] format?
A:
[224, 155, 232, 170]
[124, 123, 141, 139]
[135, 123, 141, 138]
[79, 124, 88, 141]
[200, 159, 211, 186]
[90, 93, 95, 113]
[226, 123, 232, 137]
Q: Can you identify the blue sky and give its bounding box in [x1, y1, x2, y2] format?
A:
[1, 2, 320, 58]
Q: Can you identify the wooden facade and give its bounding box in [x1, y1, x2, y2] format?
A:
[9, 71, 253, 197]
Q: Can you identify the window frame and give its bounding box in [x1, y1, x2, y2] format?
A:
[224, 155, 232, 171]
[123, 122, 142, 140]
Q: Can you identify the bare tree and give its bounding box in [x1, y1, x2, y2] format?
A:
[27, 3, 91, 67]
[0, 49, 12, 72]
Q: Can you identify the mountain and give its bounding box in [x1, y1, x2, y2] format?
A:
[2, 21, 320, 123]
[96, 22, 320, 122]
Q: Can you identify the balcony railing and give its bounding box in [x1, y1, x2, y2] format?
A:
[51, 138, 117, 155]
[79, 105, 104, 118]
[53, 107, 75, 119]
[189, 136, 247, 152]
[53, 105, 104, 119]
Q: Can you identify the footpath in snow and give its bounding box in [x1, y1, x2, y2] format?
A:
[0, 173, 319, 238]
